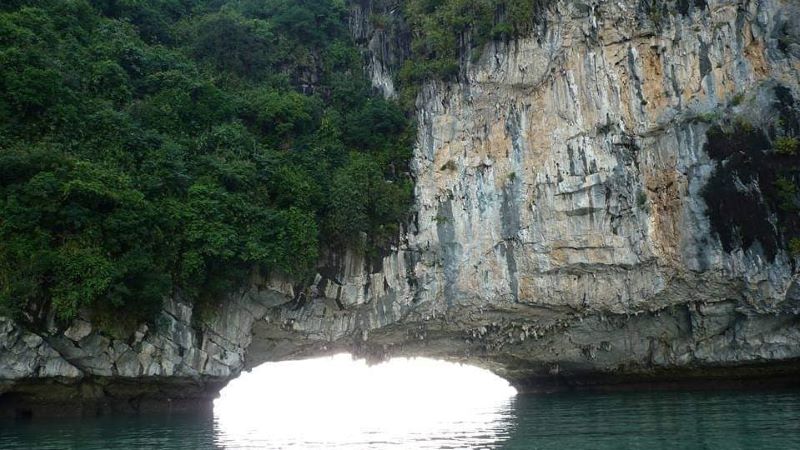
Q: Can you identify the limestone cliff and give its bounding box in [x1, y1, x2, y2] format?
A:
[3, 0, 800, 415]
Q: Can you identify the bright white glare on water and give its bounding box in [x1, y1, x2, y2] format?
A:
[213, 354, 517, 449]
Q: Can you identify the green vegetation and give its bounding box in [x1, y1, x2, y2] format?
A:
[775, 176, 798, 212]
[790, 238, 800, 257]
[396, 0, 549, 105]
[775, 136, 799, 156]
[0, 0, 413, 325]
[702, 101, 800, 261]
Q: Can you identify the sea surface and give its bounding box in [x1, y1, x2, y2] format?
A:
[1, 389, 799, 449]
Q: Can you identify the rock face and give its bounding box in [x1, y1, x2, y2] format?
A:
[0, 291, 292, 416]
[3, 0, 800, 415]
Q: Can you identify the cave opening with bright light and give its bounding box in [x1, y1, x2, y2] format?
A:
[213, 354, 518, 448]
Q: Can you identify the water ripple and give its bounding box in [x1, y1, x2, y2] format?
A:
[2, 390, 800, 449]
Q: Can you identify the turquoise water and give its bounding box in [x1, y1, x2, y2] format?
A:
[1, 390, 799, 449]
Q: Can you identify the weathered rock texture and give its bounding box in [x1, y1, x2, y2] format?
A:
[3, 0, 800, 416]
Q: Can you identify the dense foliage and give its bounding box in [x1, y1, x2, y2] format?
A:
[0, 0, 413, 325]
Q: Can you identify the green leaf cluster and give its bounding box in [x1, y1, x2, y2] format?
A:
[775, 136, 799, 156]
[0, 0, 413, 324]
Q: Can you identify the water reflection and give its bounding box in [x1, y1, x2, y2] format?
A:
[213, 355, 518, 449]
[501, 390, 800, 450]
[2, 388, 800, 449]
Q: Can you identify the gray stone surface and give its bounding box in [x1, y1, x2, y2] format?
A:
[63, 320, 92, 342]
[251, 0, 800, 384]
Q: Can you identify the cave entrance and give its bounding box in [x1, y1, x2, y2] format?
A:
[213, 354, 517, 448]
